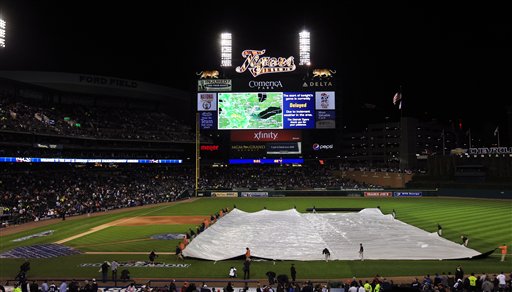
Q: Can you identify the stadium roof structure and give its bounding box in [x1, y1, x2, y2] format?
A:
[0, 71, 189, 102]
[183, 208, 481, 261]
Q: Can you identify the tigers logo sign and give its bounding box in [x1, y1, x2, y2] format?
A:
[235, 49, 296, 77]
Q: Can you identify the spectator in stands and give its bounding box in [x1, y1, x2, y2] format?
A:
[82, 280, 91, 292]
[290, 264, 296, 282]
[41, 281, 49, 292]
[120, 269, 130, 282]
[455, 266, 464, 281]
[59, 281, 67, 292]
[225, 282, 234, 292]
[13, 283, 21, 292]
[68, 280, 78, 292]
[481, 277, 494, 292]
[496, 272, 506, 290]
[110, 260, 119, 282]
[126, 283, 135, 292]
[91, 279, 98, 292]
[200, 283, 209, 292]
[266, 271, 276, 285]
[100, 261, 109, 283]
[169, 280, 177, 292]
[29, 281, 38, 292]
[48, 282, 56, 292]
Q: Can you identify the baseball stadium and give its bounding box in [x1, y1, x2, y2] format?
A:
[1, 11, 512, 292]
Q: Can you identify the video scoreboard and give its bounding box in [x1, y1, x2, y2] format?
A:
[198, 91, 335, 130]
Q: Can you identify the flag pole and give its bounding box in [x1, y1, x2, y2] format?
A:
[468, 128, 472, 149]
[398, 84, 403, 170]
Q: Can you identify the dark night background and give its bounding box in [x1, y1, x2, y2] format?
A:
[0, 1, 511, 144]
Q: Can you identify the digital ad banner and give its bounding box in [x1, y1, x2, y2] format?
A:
[283, 92, 315, 128]
[197, 93, 217, 111]
[200, 112, 217, 130]
[315, 91, 336, 110]
[231, 130, 301, 142]
[316, 110, 336, 129]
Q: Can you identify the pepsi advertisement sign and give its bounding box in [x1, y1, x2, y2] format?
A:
[393, 192, 423, 197]
[312, 143, 334, 151]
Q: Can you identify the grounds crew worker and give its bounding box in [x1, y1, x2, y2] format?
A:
[498, 244, 507, 262]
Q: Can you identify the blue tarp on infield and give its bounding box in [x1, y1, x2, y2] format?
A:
[0, 244, 81, 258]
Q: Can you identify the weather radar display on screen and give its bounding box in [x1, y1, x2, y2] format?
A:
[218, 92, 283, 129]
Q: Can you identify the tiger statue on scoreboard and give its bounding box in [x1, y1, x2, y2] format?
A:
[312, 68, 336, 79]
[197, 70, 220, 79]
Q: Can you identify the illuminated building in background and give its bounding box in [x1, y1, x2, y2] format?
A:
[299, 30, 310, 65]
[220, 33, 232, 67]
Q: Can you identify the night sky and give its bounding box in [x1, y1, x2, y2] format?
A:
[0, 1, 510, 139]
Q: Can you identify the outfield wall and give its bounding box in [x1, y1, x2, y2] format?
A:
[197, 188, 512, 199]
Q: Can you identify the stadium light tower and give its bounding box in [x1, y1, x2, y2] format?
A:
[299, 30, 310, 66]
[0, 17, 6, 48]
[220, 32, 232, 67]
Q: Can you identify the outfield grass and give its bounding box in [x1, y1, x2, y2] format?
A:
[0, 197, 511, 280]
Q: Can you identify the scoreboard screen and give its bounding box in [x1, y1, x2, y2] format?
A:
[219, 92, 284, 129]
[205, 92, 333, 130]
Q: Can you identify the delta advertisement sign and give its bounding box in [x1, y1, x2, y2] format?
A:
[231, 130, 301, 142]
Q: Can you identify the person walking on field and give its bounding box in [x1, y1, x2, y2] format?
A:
[359, 243, 364, 261]
[322, 248, 331, 262]
[148, 250, 157, 265]
[245, 247, 251, 260]
[498, 244, 507, 262]
[243, 259, 251, 280]
[461, 235, 469, 247]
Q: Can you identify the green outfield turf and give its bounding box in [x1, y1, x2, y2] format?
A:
[1, 197, 511, 281]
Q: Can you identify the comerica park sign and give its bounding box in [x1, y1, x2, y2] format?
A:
[236, 49, 296, 77]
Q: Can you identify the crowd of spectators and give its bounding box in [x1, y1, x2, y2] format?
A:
[0, 148, 184, 160]
[0, 97, 193, 141]
[198, 165, 379, 190]
[0, 164, 193, 226]
[6, 269, 511, 291]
